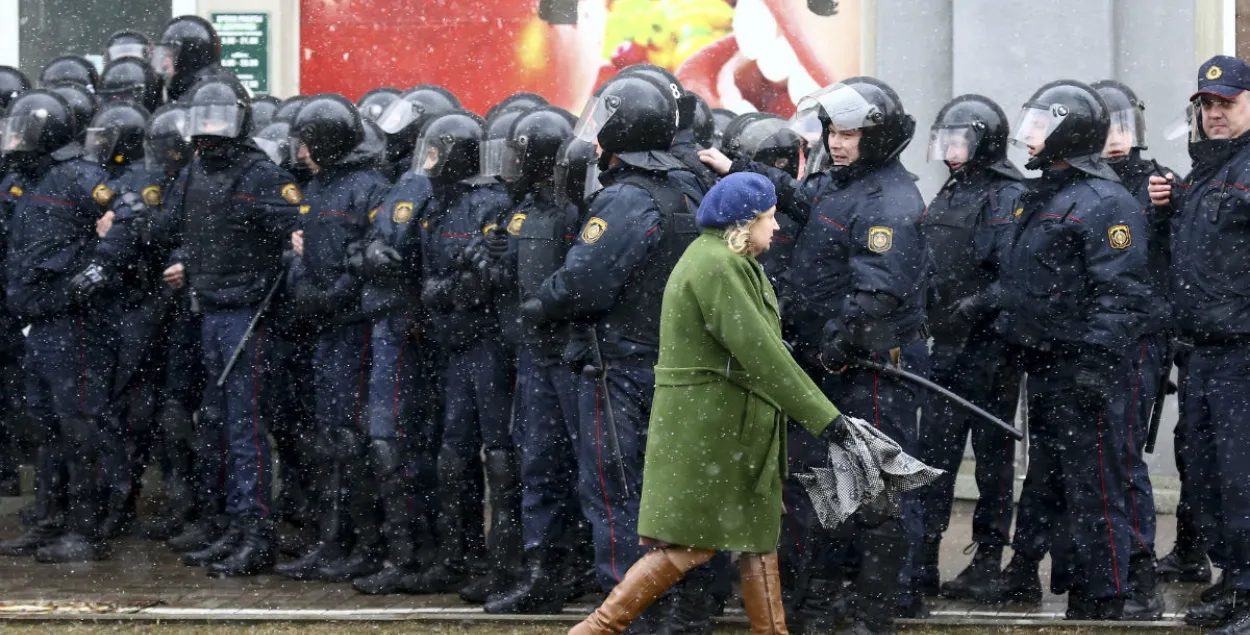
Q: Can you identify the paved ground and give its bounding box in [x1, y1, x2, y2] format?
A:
[0, 481, 1212, 629]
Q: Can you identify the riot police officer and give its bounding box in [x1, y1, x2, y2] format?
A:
[1091, 78, 1174, 620]
[39, 55, 99, 93]
[993, 80, 1150, 620]
[152, 77, 303, 577]
[915, 95, 1025, 600]
[154, 15, 233, 102]
[1151, 56, 1250, 635]
[523, 73, 702, 631]
[408, 111, 517, 598]
[99, 58, 163, 112]
[2, 89, 117, 563]
[702, 76, 929, 634]
[0, 64, 28, 497]
[275, 94, 391, 583]
[103, 30, 151, 64]
[250, 95, 281, 132]
[618, 64, 717, 193]
[479, 106, 590, 615]
[356, 87, 400, 124]
[375, 85, 461, 178]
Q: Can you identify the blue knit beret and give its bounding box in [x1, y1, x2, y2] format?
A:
[696, 172, 777, 230]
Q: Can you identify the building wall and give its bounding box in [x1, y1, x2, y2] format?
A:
[17, 0, 170, 79]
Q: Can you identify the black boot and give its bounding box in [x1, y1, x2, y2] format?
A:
[1205, 572, 1233, 604]
[316, 452, 384, 583]
[139, 403, 197, 540]
[274, 458, 351, 581]
[181, 519, 243, 566]
[484, 548, 569, 614]
[35, 532, 110, 563]
[1065, 590, 1124, 621]
[0, 517, 66, 557]
[966, 551, 1042, 604]
[1209, 594, 1250, 635]
[35, 469, 107, 564]
[97, 488, 137, 539]
[915, 539, 941, 595]
[167, 513, 227, 553]
[1122, 552, 1164, 621]
[940, 543, 1003, 599]
[459, 449, 523, 603]
[408, 450, 471, 594]
[1188, 587, 1246, 628]
[207, 516, 274, 578]
[352, 439, 420, 595]
[664, 559, 719, 634]
[848, 515, 906, 635]
[20, 445, 66, 526]
[1158, 545, 1212, 583]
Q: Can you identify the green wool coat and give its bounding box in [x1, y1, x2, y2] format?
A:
[637, 230, 840, 554]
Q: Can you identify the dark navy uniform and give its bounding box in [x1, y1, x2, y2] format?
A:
[995, 168, 1150, 601]
[920, 171, 1024, 553]
[1171, 132, 1250, 595]
[153, 147, 302, 521]
[535, 163, 699, 590]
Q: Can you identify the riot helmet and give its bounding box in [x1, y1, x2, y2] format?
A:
[356, 87, 400, 123]
[1010, 79, 1114, 179]
[145, 103, 191, 173]
[480, 105, 538, 181]
[484, 92, 548, 122]
[576, 74, 682, 170]
[49, 83, 98, 140]
[928, 94, 1020, 178]
[495, 106, 576, 186]
[182, 77, 250, 140]
[253, 121, 291, 166]
[40, 55, 100, 93]
[1, 89, 77, 158]
[723, 112, 804, 179]
[1091, 79, 1147, 158]
[99, 58, 162, 112]
[153, 15, 221, 81]
[84, 100, 150, 166]
[618, 64, 696, 129]
[688, 93, 715, 147]
[290, 93, 364, 167]
[251, 95, 281, 131]
[273, 96, 307, 124]
[104, 30, 151, 64]
[792, 76, 915, 168]
[0, 66, 30, 112]
[554, 135, 602, 208]
[411, 111, 483, 183]
[710, 108, 736, 150]
[342, 119, 388, 170]
[377, 85, 460, 162]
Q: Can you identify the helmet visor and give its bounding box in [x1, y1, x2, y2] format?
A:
[83, 126, 122, 165]
[793, 83, 882, 139]
[927, 126, 978, 164]
[573, 94, 618, 142]
[736, 119, 790, 155]
[187, 103, 242, 138]
[1104, 109, 1140, 156]
[287, 136, 304, 167]
[1009, 105, 1069, 150]
[252, 135, 283, 165]
[478, 138, 507, 178]
[377, 100, 417, 135]
[1, 115, 48, 155]
[411, 136, 446, 177]
[106, 42, 149, 64]
[498, 141, 525, 181]
[554, 138, 600, 206]
[151, 44, 179, 80]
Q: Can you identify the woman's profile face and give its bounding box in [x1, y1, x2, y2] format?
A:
[749, 207, 780, 255]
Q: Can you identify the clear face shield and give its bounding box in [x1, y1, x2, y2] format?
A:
[1164, 107, 1193, 142]
[187, 103, 242, 139]
[573, 94, 620, 143]
[478, 138, 507, 179]
[0, 114, 48, 155]
[792, 83, 882, 143]
[144, 108, 188, 172]
[376, 100, 419, 135]
[411, 135, 448, 177]
[106, 42, 149, 64]
[151, 44, 179, 80]
[83, 126, 122, 165]
[926, 126, 978, 165]
[1103, 109, 1141, 158]
[1009, 104, 1070, 155]
[287, 136, 306, 167]
[554, 138, 601, 207]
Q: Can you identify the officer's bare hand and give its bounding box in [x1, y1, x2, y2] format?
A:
[291, 230, 304, 256]
[163, 263, 185, 289]
[96, 211, 115, 238]
[698, 148, 733, 175]
[1148, 173, 1174, 207]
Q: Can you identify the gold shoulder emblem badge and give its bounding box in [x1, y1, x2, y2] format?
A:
[507, 213, 526, 235]
[580, 217, 608, 244]
[91, 184, 115, 206]
[1108, 224, 1132, 249]
[867, 226, 894, 253]
[142, 186, 162, 207]
[393, 202, 414, 224]
[281, 183, 303, 204]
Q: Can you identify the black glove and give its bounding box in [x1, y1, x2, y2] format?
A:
[948, 292, 992, 331]
[1074, 346, 1119, 409]
[69, 263, 109, 300]
[485, 228, 510, 259]
[819, 328, 860, 370]
[345, 240, 366, 276]
[294, 283, 334, 317]
[365, 239, 402, 272]
[817, 414, 850, 445]
[421, 277, 457, 311]
[520, 297, 546, 322]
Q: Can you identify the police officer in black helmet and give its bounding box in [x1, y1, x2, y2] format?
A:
[990, 80, 1150, 620]
[356, 88, 400, 125]
[375, 85, 461, 177]
[522, 72, 702, 632]
[104, 30, 152, 64]
[98, 58, 163, 113]
[912, 94, 1026, 602]
[39, 55, 100, 93]
[151, 76, 303, 577]
[703, 76, 930, 634]
[154, 15, 234, 102]
[0, 64, 28, 497]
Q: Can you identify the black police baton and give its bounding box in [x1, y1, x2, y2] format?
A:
[216, 272, 284, 388]
[582, 326, 634, 499]
[855, 358, 1024, 441]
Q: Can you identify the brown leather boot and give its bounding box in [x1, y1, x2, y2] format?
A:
[740, 552, 789, 635]
[568, 547, 714, 635]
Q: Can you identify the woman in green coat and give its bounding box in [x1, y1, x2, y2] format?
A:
[570, 173, 847, 635]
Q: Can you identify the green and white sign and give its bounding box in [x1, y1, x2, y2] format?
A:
[212, 12, 269, 94]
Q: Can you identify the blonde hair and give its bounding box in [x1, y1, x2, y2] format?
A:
[725, 214, 763, 256]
